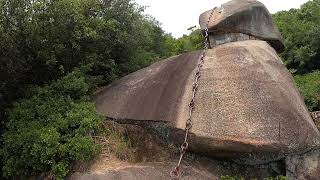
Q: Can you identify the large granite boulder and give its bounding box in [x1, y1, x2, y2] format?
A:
[187, 40, 319, 164]
[93, 0, 319, 164]
[199, 0, 284, 52]
[94, 40, 320, 164]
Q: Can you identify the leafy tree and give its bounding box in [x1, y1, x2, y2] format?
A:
[273, 0, 320, 111]
[0, 0, 180, 178]
[0, 0, 173, 144]
[273, 0, 320, 74]
[168, 26, 204, 54]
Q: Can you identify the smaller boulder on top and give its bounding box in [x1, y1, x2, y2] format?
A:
[199, 0, 284, 52]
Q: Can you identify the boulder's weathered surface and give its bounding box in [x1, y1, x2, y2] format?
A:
[199, 0, 284, 52]
[286, 149, 320, 180]
[94, 51, 201, 122]
[208, 32, 255, 48]
[188, 40, 319, 163]
[94, 40, 320, 164]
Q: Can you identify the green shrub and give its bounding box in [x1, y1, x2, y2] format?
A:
[1, 70, 102, 179]
[263, 176, 287, 180]
[220, 175, 245, 180]
[220, 175, 287, 180]
[294, 71, 320, 111]
[220, 176, 287, 180]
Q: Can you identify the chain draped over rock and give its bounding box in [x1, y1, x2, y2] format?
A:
[311, 111, 320, 120]
[169, 8, 216, 179]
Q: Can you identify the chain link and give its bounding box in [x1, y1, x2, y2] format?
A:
[311, 111, 320, 120]
[169, 8, 215, 179]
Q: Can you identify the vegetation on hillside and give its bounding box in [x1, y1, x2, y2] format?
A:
[2, 70, 102, 179]
[272, 0, 320, 111]
[0, 0, 169, 125]
[294, 71, 320, 111]
[0, 0, 171, 178]
[165, 26, 204, 54]
[220, 175, 287, 180]
[273, 0, 320, 74]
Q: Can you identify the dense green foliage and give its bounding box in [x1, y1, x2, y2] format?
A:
[165, 27, 204, 54]
[220, 175, 287, 180]
[273, 0, 320, 111]
[1, 70, 102, 179]
[0, 0, 174, 128]
[0, 0, 181, 178]
[294, 71, 320, 111]
[273, 0, 320, 74]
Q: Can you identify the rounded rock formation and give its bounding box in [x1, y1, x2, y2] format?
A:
[93, 0, 320, 164]
[94, 40, 320, 164]
[199, 0, 284, 52]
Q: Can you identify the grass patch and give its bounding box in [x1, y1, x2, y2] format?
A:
[93, 123, 136, 162]
[93, 121, 172, 163]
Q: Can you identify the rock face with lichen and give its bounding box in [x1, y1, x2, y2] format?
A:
[91, 0, 320, 178]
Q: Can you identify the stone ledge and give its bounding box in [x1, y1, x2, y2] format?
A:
[209, 33, 257, 48]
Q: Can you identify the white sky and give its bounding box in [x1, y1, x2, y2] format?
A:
[135, 0, 309, 38]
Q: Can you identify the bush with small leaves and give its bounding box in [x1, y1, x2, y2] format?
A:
[263, 176, 287, 180]
[220, 175, 245, 180]
[220, 176, 287, 180]
[1, 70, 102, 179]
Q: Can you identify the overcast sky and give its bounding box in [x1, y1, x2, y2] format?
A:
[135, 0, 309, 38]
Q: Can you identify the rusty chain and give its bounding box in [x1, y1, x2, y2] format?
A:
[169, 8, 216, 179]
[311, 111, 320, 120]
